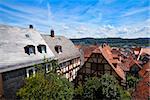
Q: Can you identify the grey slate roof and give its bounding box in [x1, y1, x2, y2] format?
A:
[42, 34, 81, 63]
[0, 25, 55, 73]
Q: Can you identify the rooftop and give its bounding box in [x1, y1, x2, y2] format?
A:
[0, 24, 55, 73]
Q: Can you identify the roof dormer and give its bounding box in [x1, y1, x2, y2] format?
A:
[37, 44, 47, 53]
[24, 45, 36, 55]
[55, 45, 62, 54]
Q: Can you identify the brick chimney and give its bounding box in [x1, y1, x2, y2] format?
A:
[50, 29, 54, 37]
[29, 25, 33, 29]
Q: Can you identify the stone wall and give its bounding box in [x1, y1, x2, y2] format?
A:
[2, 68, 26, 99]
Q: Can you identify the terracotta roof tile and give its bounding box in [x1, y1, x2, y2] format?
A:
[122, 55, 142, 71]
[137, 48, 150, 60]
[100, 45, 126, 80]
[132, 72, 150, 100]
[79, 45, 99, 61]
[81, 44, 126, 80]
[139, 61, 150, 78]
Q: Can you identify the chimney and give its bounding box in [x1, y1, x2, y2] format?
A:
[50, 29, 54, 37]
[29, 25, 33, 29]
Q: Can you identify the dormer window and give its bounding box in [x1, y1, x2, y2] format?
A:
[24, 45, 36, 55]
[37, 44, 47, 53]
[55, 45, 62, 54]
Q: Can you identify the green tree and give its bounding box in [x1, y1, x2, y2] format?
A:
[127, 74, 138, 89]
[74, 74, 131, 100]
[99, 74, 121, 99]
[17, 60, 74, 100]
[74, 77, 101, 100]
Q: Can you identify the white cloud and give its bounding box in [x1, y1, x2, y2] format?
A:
[62, 20, 150, 38]
[0, 1, 149, 38]
[122, 7, 149, 17]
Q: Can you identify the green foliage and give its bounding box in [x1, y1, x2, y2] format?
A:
[17, 72, 74, 100]
[127, 74, 139, 89]
[99, 74, 121, 99]
[83, 77, 100, 100]
[74, 83, 84, 97]
[17, 60, 73, 100]
[74, 74, 131, 100]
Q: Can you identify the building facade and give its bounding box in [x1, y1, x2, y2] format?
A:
[74, 44, 126, 86]
[0, 25, 55, 99]
[42, 30, 82, 81]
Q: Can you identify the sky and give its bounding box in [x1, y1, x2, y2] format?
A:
[0, 0, 149, 38]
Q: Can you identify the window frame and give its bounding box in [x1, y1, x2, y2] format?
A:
[24, 45, 36, 55]
[55, 45, 62, 54]
[26, 67, 36, 78]
[45, 63, 52, 73]
[37, 44, 47, 53]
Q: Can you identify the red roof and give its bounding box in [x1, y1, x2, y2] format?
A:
[80, 44, 126, 80]
[139, 61, 150, 78]
[137, 48, 150, 60]
[79, 45, 99, 61]
[81, 44, 125, 80]
[121, 55, 142, 71]
[132, 72, 150, 100]
[100, 45, 125, 80]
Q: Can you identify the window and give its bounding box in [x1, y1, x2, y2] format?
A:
[37, 44, 47, 53]
[24, 45, 36, 55]
[46, 63, 52, 73]
[26, 67, 35, 77]
[55, 45, 62, 54]
[29, 47, 34, 54]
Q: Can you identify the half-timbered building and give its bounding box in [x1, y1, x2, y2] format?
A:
[75, 44, 126, 86]
[42, 30, 82, 81]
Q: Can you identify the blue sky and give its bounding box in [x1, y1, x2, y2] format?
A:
[0, 0, 149, 38]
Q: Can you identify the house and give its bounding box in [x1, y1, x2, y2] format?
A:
[132, 47, 150, 62]
[137, 48, 150, 61]
[74, 44, 126, 86]
[121, 56, 142, 77]
[42, 30, 81, 81]
[138, 61, 150, 78]
[132, 62, 150, 100]
[0, 25, 55, 99]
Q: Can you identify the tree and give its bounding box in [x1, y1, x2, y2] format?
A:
[17, 60, 74, 100]
[99, 74, 121, 99]
[74, 74, 131, 100]
[74, 77, 101, 100]
[127, 74, 139, 89]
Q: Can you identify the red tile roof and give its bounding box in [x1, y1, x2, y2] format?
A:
[132, 72, 150, 100]
[141, 48, 150, 55]
[137, 48, 150, 60]
[80, 44, 126, 80]
[139, 61, 150, 78]
[79, 45, 99, 61]
[100, 45, 126, 80]
[132, 47, 141, 55]
[121, 55, 142, 71]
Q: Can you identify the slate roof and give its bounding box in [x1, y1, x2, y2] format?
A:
[0, 25, 55, 73]
[41, 34, 81, 63]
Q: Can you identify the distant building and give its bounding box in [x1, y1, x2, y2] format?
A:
[132, 62, 150, 100]
[121, 55, 142, 77]
[42, 30, 81, 81]
[132, 47, 150, 62]
[0, 25, 55, 99]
